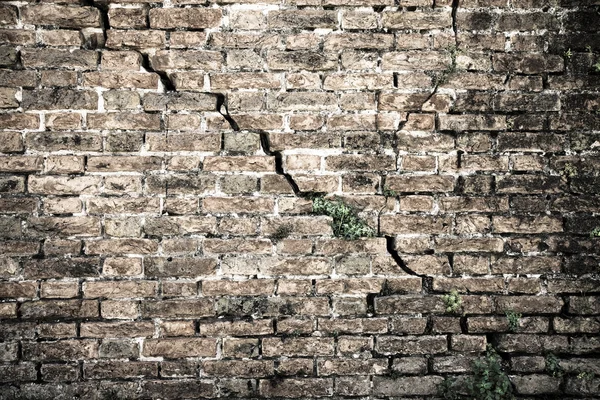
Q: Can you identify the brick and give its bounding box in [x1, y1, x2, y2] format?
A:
[21, 49, 97, 70]
[106, 30, 166, 49]
[143, 338, 216, 358]
[373, 375, 444, 396]
[23, 340, 98, 361]
[21, 5, 101, 28]
[383, 10, 452, 29]
[268, 51, 337, 71]
[141, 299, 214, 318]
[80, 322, 155, 338]
[268, 10, 337, 29]
[150, 8, 221, 29]
[259, 378, 333, 398]
[151, 50, 223, 70]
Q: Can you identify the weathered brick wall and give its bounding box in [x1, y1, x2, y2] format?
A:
[0, 0, 599, 398]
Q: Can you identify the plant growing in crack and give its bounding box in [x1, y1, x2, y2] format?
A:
[439, 345, 514, 400]
[564, 48, 573, 61]
[590, 227, 600, 238]
[560, 162, 578, 178]
[577, 371, 595, 381]
[505, 310, 521, 332]
[435, 45, 461, 87]
[312, 196, 375, 240]
[382, 187, 398, 198]
[442, 289, 462, 313]
[545, 353, 563, 378]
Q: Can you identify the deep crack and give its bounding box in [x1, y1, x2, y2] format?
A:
[141, 54, 176, 92]
[215, 93, 240, 132]
[451, 0, 460, 44]
[259, 131, 300, 194]
[86, 0, 110, 47]
[385, 236, 425, 277]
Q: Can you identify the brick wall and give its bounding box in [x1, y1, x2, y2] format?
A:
[0, 0, 599, 398]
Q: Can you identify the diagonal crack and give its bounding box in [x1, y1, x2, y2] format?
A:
[86, 0, 110, 47]
[215, 93, 240, 132]
[258, 131, 300, 195]
[139, 53, 240, 132]
[384, 1, 462, 280]
[385, 236, 426, 278]
[141, 54, 176, 92]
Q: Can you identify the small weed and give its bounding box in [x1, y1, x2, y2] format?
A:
[594, 61, 600, 73]
[435, 45, 460, 86]
[442, 289, 463, 313]
[271, 224, 293, 241]
[590, 227, 600, 238]
[506, 119, 514, 130]
[383, 187, 398, 198]
[439, 345, 514, 400]
[505, 310, 521, 332]
[577, 371, 595, 381]
[312, 196, 375, 240]
[586, 45, 593, 53]
[561, 162, 578, 178]
[545, 353, 563, 378]
[564, 48, 573, 61]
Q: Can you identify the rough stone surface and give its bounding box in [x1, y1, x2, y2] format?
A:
[0, 1, 598, 398]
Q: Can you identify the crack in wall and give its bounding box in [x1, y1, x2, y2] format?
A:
[85, 0, 431, 281]
[258, 131, 300, 195]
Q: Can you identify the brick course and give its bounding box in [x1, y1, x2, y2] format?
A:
[0, 0, 599, 398]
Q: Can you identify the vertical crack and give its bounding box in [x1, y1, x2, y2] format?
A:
[141, 54, 176, 92]
[259, 132, 300, 195]
[86, 0, 110, 46]
[385, 236, 427, 278]
[139, 52, 240, 132]
[451, 0, 460, 45]
[215, 93, 240, 132]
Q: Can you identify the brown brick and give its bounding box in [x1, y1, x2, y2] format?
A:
[21, 5, 101, 28]
[23, 340, 98, 361]
[150, 8, 221, 29]
[143, 338, 217, 358]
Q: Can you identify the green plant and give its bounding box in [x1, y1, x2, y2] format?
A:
[468, 346, 514, 400]
[577, 371, 595, 381]
[594, 61, 600, 73]
[439, 345, 514, 400]
[545, 353, 563, 378]
[436, 45, 460, 86]
[442, 289, 463, 313]
[439, 377, 460, 400]
[382, 187, 398, 198]
[312, 196, 375, 240]
[505, 310, 521, 332]
[561, 162, 578, 178]
[564, 48, 573, 60]
[590, 227, 600, 238]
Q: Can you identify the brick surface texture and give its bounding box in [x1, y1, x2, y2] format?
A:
[0, 0, 599, 398]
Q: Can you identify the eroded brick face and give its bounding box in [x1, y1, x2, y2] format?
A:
[0, 0, 599, 398]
